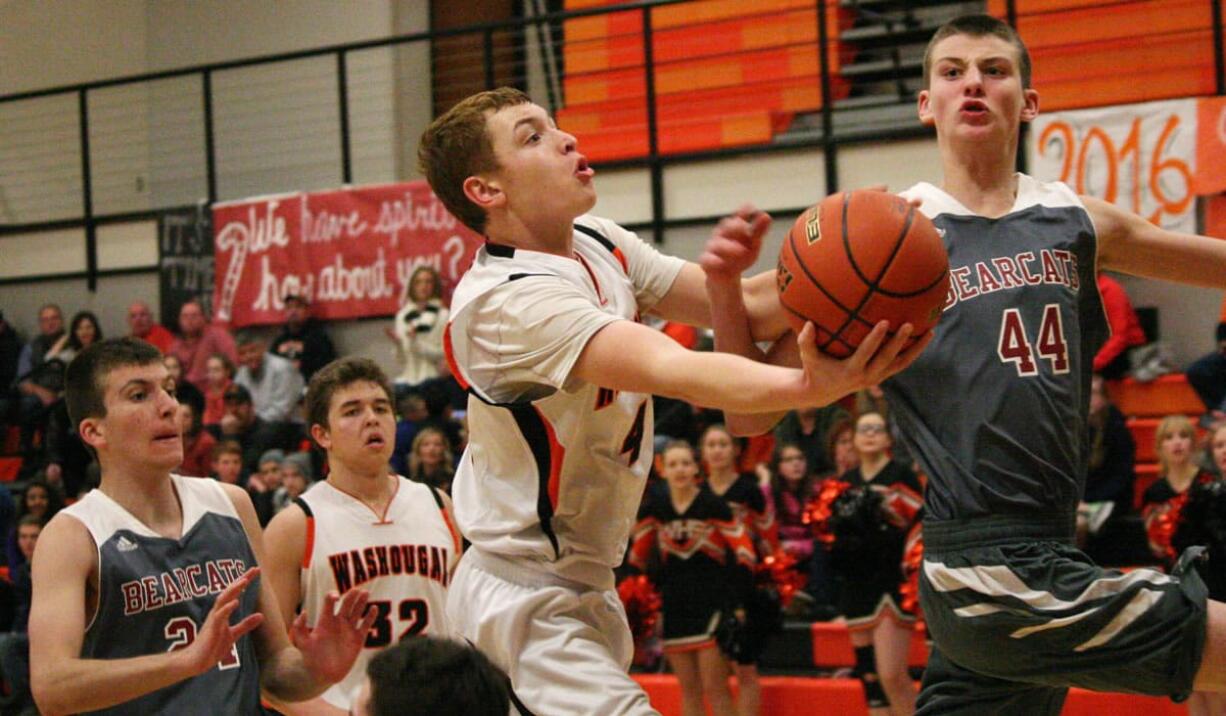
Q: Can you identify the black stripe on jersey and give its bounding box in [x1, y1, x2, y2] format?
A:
[508, 684, 539, 716]
[574, 222, 616, 254]
[428, 486, 446, 510]
[486, 241, 515, 258]
[507, 404, 561, 560]
[294, 496, 314, 517]
[507, 272, 552, 282]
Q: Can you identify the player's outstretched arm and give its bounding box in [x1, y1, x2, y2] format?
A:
[220, 484, 376, 704]
[1089, 196, 1226, 288]
[29, 514, 263, 715]
[572, 313, 927, 416]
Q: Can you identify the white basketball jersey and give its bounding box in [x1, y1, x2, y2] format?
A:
[297, 477, 460, 709]
[445, 215, 685, 589]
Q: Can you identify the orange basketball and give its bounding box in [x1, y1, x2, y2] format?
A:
[776, 190, 949, 358]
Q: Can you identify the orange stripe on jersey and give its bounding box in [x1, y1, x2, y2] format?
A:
[301, 514, 315, 570]
[613, 247, 628, 273]
[534, 406, 566, 510]
[442, 323, 470, 391]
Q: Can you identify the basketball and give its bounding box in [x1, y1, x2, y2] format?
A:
[776, 190, 949, 358]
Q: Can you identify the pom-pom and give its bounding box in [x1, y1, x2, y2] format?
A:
[804, 478, 854, 546]
[899, 524, 924, 616]
[756, 549, 807, 608]
[617, 575, 662, 643]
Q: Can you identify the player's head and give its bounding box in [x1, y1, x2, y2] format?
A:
[699, 424, 740, 474]
[352, 637, 510, 716]
[660, 440, 700, 489]
[418, 87, 595, 237]
[918, 15, 1037, 143]
[853, 411, 891, 457]
[66, 337, 182, 471]
[305, 357, 395, 470]
[1155, 414, 1196, 474]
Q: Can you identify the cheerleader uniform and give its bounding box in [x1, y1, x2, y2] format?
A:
[629, 486, 755, 652]
[1142, 471, 1224, 599]
[834, 461, 924, 629]
[710, 473, 780, 663]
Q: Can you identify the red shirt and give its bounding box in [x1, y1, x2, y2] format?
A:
[180, 430, 218, 478]
[1093, 274, 1146, 371]
[135, 323, 176, 353]
[170, 324, 238, 391]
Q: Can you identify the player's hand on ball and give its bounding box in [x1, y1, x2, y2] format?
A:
[701, 205, 771, 281]
[291, 588, 377, 684]
[796, 320, 933, 398]
[180, 567, 264, 676]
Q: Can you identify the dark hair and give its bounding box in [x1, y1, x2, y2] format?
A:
[19, 479, 65, 524]
[67, 311, 104, 352]
[207, 352, 236, 380]
[923, 14, 1031, 89]
[825, 416, 856, 468]
[769, 441, 814, 501]
[366, 637, 509, 716]
[418, 87, 532, 234]
[16, 514, 42, 530]
[305, 357, 394, 436]
[66, 337, 164, 433]
[233, 328, 265, 347]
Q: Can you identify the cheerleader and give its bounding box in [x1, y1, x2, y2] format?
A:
[628, 441, 755, 716]
[700, 425, 780, 716]
[1141, 415, 1223, 716]
[835, 412, 922, 716]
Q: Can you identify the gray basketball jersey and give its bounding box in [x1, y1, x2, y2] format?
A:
[63, 475, 261, 715]
[884, 175, 1107, 522]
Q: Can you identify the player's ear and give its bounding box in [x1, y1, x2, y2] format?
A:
[1020, 88, 1039, 123]
[79, 416, 105, 451]
[917, 90, 935, 127]
[463, 174, 505, 212]
[310, 423, 332, 451]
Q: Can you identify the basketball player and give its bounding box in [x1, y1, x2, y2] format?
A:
[705, 14, 1226, 715]
[263, 357, 461, 714]
[417, 87, 930, 714]
[28, 337, 377, 715]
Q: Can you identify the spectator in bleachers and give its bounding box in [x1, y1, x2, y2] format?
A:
[774, 404, 850, 477]
[161, 353, 204, 419]
[271, 294, 336, 383]
[233, 329, 304, 424]
[388, 266, 448, 394]
[390, 390, 427, 477]
[825, 417, 859, 479]
[245, 448, 284, 525]
[5, 480, 62, 572]
[0, 311, 21, 425]
[125, 300, 174, 354]
[175, 393, 215, 478]
[210, 440, 243, 485]
[0, 514, 40, 714]
[764, 441, 836, 619]
[56, 311, 102, 363]
[1186, 321, 1226, 427]
[202, 352, 235, 428]
[169, 299, 237, 392]
[1093, 273, 1148, 380]
[13, 304, 65, 455]
[43, 397, 96, 498]
[1076, 373, 1136, 549]
[215, 383, 301, 477]
[273, 451, 311, 514]
[407, 427, 455, 494]
[1211, 421, 1226, 478]
[855, 385, 913, 469]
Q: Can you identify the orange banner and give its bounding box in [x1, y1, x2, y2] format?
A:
[1196, 96, 1226, 196]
